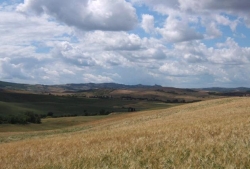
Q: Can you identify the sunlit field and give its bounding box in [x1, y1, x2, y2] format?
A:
[1, 97, 250, 168]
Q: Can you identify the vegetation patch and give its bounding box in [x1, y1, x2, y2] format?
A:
[0, 111, 41, 124]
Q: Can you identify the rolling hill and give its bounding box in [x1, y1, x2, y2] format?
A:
[0, 80, 227, 103]
[1, 97, 250, 168]
[1, 81, 249, 103]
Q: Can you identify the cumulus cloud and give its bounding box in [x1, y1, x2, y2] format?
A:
[0, 10, 71, 46]
[131, 0, 179, 14]
[0, 58, 27, 80]
[50, 31, 169, 69]
[157, 16, 203, 42]
[177, 0, 250, 14]
[205, 22, 222, 38]
[141, 14, 155, 33]
[82, 31, 143, 51]
[1, 1, 250, 87]
[173, 41, 208, 63]
[133, 0, 249, 40]
[83, 74, 114, 83]
[210, 38, 250, 64]
[198, 0, 250, 11]
[159, 62, 208, 76]
[17, 0, 138, 31]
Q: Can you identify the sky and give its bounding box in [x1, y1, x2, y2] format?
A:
[0, 0, 250, 88]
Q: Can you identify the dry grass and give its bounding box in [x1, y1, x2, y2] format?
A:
[0, 116, 107, 133]
[1, 97, 250, 168]
[110, 88, 220, 103]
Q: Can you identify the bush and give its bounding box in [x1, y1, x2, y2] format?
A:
[2, 111, 42, 124]
[128, 107, 136, 112]
[40, 114, 47, 118]
[47, 112, 54, 117]
[8, 115, 27, 124]
[99, 109, 111, 115]
[0, 115, 4, 124]
[25, 111, 41, 124]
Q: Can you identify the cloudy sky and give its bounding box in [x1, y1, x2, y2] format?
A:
[1, 0, 250, 88]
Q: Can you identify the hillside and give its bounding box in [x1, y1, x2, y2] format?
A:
[0, 81, 159, 92]
[1, 97, 250, 168]
[0, 81, 222, 103]
[1, 80, 250, 103]
[0, 90, 176, 125]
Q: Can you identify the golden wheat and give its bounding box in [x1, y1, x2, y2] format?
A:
[1, 97, 250, 169]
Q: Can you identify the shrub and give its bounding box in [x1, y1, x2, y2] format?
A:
[0, 115, 4, 124]
[47, 112, 54, 117]
[24, 111, 41, 124]
[8, 115, 27, 124]
[3, 111, 42, 124]
[99, 109, 111, 115]
[128, 107, 136, 112]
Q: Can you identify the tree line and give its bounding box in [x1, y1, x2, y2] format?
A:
[0, 111, 41, 124]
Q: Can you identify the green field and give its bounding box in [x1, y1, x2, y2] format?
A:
[0, 116, 108, 133]
[0, 91, 177, 128]
[0, 92, 176, 116]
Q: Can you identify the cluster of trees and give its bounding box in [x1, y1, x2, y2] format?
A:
[46, 112, 78, 118]
[166, 99, 186, 103]
[208, 92, 249, 97]
[0, 111, 41, 124]
[0, 108, 116, 124]
[46, 109, 112, 118]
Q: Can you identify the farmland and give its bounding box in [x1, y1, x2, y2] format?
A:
[1, 97, 250, 168]
[0, 89, 177, 128]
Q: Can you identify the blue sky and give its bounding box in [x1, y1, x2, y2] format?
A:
[0, 0, 250, 88]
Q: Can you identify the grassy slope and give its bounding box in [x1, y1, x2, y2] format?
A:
[0, 116, 107, 132]
[0, 91, 175, 118]
[88, 88, 218, 102]
[1, 97, 250, 168]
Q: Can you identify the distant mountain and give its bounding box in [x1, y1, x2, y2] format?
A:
[1, 80, 249, 94]
[0, 81, 163, 93]
[0, 81, 29, 90]
[65, 83, 162, 90]
[201, 87, 250, 93]
[1, 81, 250, 103]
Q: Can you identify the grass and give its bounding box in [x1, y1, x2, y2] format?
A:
[0, 92, 176, 118]
[1, 97, 250, 168]
[0, 116, 107, 132]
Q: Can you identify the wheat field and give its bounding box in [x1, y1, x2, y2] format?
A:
[1, 97, 250, 169]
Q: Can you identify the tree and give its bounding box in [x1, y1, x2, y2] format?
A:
[25, 111, 41, 124]
[128, 107, 136, 112]
[47, 112, 54, 117]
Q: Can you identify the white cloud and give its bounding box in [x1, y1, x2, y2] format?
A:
[0, 1, 250, 87]
[133, 0, 247, 40]
[178, 0, 250, 13]
[83, 74, 114, 83]
[17, 0, 138, 31]
[209, 38, 250, 64]
[157, 16, 203, 42]
[0, 11, 71, 46]
[214, 14, 238, 31]
[198, 0, 250, 11]
[141, 14, 155, 33]
[131, 0, 179, 15]
[159, 62, 208, 76]
[205, 22, 222, 38]
[173, 41, 208, 63]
